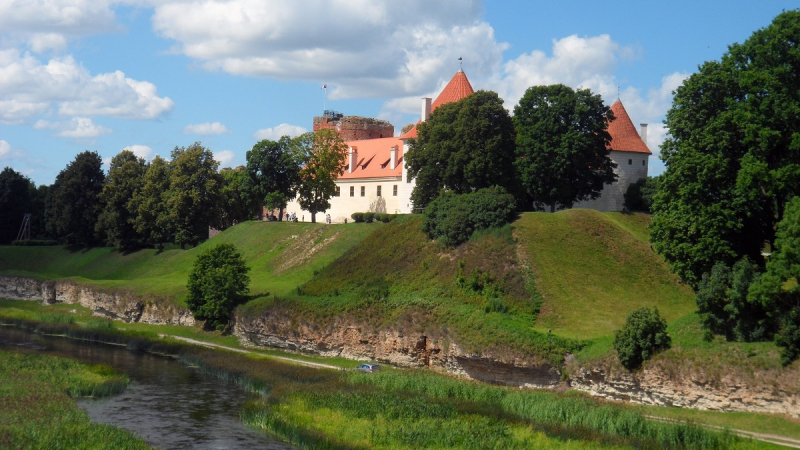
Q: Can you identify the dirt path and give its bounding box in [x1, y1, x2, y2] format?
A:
[646, 415, 800, 448]
[159, 334, 342, 370]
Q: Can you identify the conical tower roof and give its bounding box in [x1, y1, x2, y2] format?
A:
[608, 100, 651, 154]
[431, 69, 474, 112]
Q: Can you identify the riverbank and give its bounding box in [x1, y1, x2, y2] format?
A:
[0, 347, 148, 449]
[3, 300, 798, 449]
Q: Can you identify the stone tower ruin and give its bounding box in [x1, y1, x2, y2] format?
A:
[313, 110, 394, 141]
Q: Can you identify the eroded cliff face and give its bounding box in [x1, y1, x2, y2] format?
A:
[233, 307, 562, 388]
[569, 365, 799, 418]
[0, 275, 194, 325]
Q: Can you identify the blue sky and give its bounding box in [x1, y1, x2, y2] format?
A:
[1, 0, 797, 186]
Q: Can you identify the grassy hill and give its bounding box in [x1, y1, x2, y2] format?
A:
[0, 221, 376, 303]
[0, 210, 790, 374]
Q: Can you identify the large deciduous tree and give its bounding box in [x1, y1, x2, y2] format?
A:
[406, 90, 517, 209]
[0, 167, 34, 244]
[131, 155, 172, 249]
[245, 136, 303, 220]
[513, 84, 617, 213]
[167, 143, 223, 248]
[651, 10, 800, 288]
[296, 129, 348, 223]
[46, 151, 105, 246]
[219, 167, 258, 228]
[96, 150, 147, 250]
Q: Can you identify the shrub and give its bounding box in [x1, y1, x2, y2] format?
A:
[422, 186, 516, 247]
[364, 212, 375, 223]
[186, 242, 250, 330]
[351, 212, 364, 223]
[613, 307, 671, 370]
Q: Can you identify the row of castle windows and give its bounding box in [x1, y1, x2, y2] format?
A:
[333, 185, 398, 197]
[629, 159, 647, 166]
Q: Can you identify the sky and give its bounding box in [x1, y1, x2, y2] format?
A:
[1, 0, 798, 186]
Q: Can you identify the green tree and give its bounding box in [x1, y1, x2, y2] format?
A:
[186, 242, 250, 330]
[651, 10, 800, 288]
[749, 196, 800, 364]
[219, 167, 258, 228]
[613, 307, 671, 371]
[514, 84, 617, 212]
[0, 167, 34, 244]
[406, 90, 517, 209]
[167, 143, 223, 248]
[46, 151, 105, 246]
[695, 258, 767, 342]
[623, 175, 660, 212]
[96, 150, 147, 250]
[131, 156, 172, 249]
[245, 136, 302, 220]
[296, 129, 348, 223]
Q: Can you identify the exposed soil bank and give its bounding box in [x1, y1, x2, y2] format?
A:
[0, 275, 194, 325]
[2, 275, 797, 418]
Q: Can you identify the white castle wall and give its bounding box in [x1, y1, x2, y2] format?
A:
[572, 150, 649, 212]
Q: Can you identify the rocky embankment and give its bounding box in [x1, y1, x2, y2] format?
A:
[1, 274, 797, 417]
[0, 275, 194, 325]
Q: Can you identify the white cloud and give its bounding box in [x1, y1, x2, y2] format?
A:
[0, 49, 174, 124]
[151, 0, 503, 99]
[214, 149, 235, 167]
[182, 121, 231, 135]
[35, 117, 112, 138]
[0, 140, 12, 158]
[253, 123, 308, 140]
[0, 0, 118, 53]
[122, 144, 154, 160]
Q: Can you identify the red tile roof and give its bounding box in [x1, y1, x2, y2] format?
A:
[608, 100, 651, 154]
[337, 137, 404, 180]
[431, 69, 474, 112]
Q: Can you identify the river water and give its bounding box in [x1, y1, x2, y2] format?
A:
[0, 327, 294, 449]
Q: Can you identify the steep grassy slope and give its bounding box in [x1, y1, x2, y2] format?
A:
[516, 210, 696, 340]
[0, 221, 376, 302]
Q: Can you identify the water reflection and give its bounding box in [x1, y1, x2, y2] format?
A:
[0, 327, 293, 450]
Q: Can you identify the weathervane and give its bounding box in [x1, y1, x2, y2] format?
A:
[458, 56, 463, 70]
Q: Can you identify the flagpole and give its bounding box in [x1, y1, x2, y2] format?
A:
[322, 83, 327, 112]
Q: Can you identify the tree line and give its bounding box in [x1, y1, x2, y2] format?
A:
[0, 128, 348, 248]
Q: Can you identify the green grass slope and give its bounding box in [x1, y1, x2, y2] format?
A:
[0, 221, 376, 303]
[515, 210, 696, 340]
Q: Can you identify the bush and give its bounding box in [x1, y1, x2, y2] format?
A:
[364, 212, 375, 223]
[351, 212, 364, 223]
[613, 307, 671, 370]
[422, 186, 516, 247]
[186, 242, 250, 330]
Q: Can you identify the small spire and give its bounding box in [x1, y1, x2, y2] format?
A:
[458, 56, 463, 71]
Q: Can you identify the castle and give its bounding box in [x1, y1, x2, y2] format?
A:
[283, 70, 650, 222]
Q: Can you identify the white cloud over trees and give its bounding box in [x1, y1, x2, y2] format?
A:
[183, 122, 231, 135]
[253, 124, 308, 141]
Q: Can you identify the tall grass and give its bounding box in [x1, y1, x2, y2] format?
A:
[0, 350, 148, 449]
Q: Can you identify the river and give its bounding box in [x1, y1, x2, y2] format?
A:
[0, 327, 293, 449]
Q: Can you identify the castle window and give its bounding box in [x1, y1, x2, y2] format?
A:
[393, 185, 398, 196]
[642, 160, 646, 166]
[350, 186, 354, 197]
[628, 159, 632, 165]
[360, 186, 365, 197]
[334, 186, 340, 197]
[377, 186, 382, 197]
